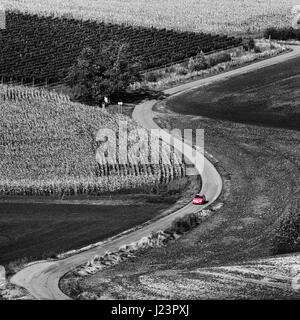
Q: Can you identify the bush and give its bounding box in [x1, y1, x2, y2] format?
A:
[165, 66, 176, 73]
[171, 213, 199, 234]
[5, 257, 29, 276]
[271, 203, 300, 254]
[145, 70, 165, 82]
[254, 45, 262, 53]
[187, 57, 196, 71]
[243, 38, 255, 51]
[188, 51, 208, 71]
[145, 71, 159, 82]
[188, 51, 231, 71]
[206, 51, 231, 67]
[176, 66, 189, 75]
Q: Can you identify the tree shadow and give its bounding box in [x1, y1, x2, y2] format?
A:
[117, 88, 167, 104]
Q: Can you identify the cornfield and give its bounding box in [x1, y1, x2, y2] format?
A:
[2, 0, 299, 35]
[0, 84, 185, 196]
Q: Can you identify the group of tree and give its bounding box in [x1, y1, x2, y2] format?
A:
[264, 27, 300, 41]
[66, 41, 141, 104]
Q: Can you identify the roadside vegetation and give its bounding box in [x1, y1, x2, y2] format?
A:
[132, 40, 289, 91]
[60, 208, 213, 300]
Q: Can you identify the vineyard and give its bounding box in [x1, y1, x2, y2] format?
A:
[0, 11, 242, 85]
[2, 0, 297, 35]
[0, 84, 185, 196]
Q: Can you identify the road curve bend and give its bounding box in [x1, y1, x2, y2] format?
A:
[11, 45, 300, 300]
[10, 101, 222, 301]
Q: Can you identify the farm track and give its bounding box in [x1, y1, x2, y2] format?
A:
[10, 46, 300, 300]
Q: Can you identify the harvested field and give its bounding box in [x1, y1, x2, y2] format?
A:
[0, 200, 170, 266]
[167, 56, 300, 130]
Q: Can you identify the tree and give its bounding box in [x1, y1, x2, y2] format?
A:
[243, 38, 255, 51]
[66, 41, 141, 104]
[188, 51, 208, 72]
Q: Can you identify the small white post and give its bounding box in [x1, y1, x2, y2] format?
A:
[118, 101, 123, 113]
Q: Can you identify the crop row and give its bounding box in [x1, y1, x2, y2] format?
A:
[0, 11, 242, 85]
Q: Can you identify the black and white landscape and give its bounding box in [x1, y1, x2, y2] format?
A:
[0, 0, 299, 301]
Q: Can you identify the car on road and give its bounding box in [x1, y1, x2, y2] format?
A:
[192, 194, 206, 205]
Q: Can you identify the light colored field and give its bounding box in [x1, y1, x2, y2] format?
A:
[0, 85, 183, 196]
[2, 0, 299, 35]
[81, 254, 300, 299]
[117, 254, 300, 299]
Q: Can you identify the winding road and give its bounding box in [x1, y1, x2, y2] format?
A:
[10, 45, 300, 300]
[10, 98, 222, 301]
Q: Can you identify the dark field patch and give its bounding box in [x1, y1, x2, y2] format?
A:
[0, 11, 241, 85]
[167, 57, 300, 130]
[0, 201, 168, 265]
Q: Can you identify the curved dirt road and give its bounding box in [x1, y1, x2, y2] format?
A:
[10, 45, 300, 300]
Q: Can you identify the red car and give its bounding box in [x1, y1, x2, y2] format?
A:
[192, 194, 206, 205]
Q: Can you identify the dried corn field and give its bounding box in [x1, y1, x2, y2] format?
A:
[0, 85, 185, 196]
[2, 0, 299, 35]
